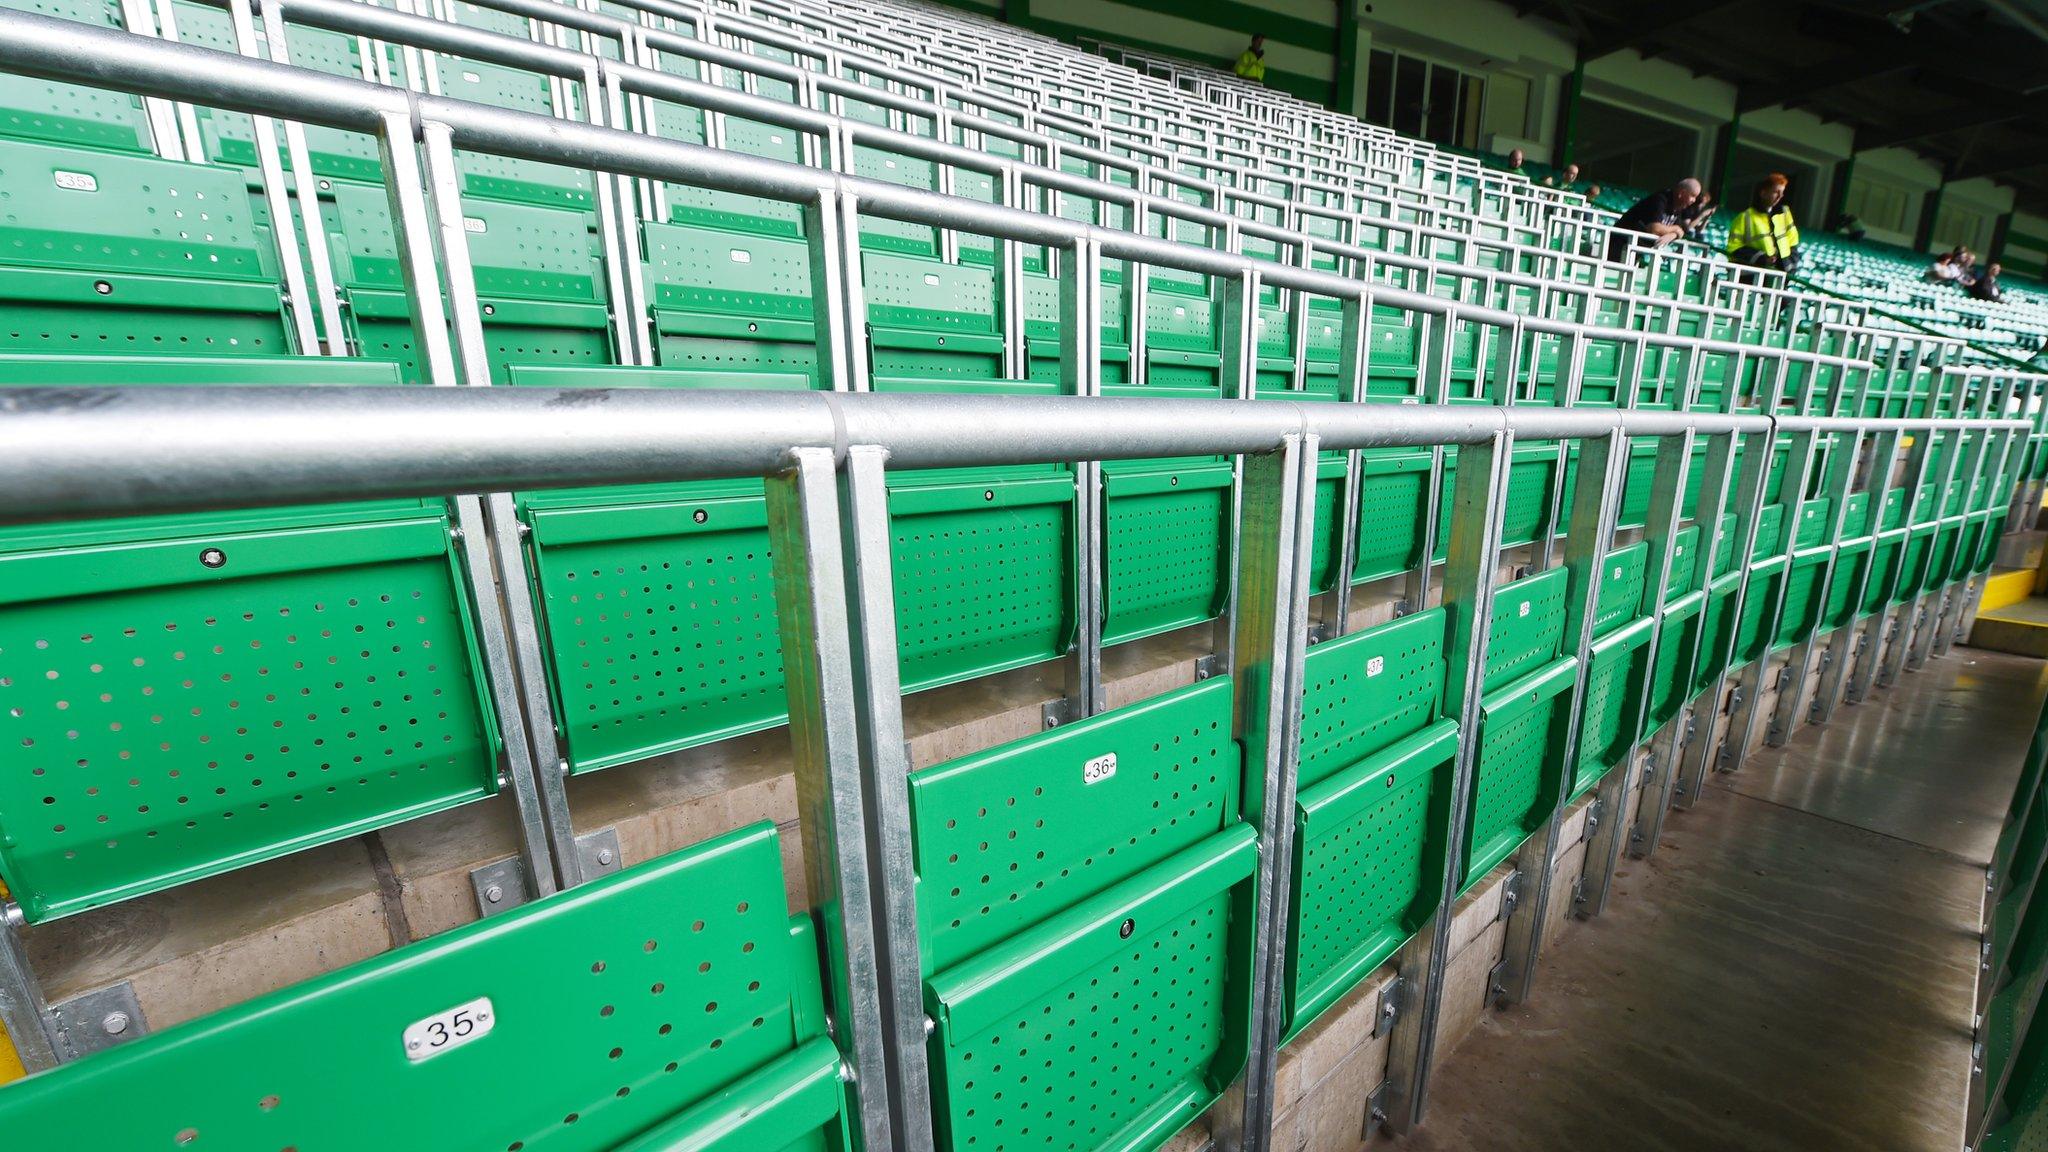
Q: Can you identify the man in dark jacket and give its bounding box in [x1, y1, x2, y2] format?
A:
[1608, 178, 1704, 262]
[1970, 262, 2005, 302]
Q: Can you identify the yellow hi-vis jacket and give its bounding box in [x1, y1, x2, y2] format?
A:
[1727, 206, 1800, 260]
[1234, 49, 1266, 82]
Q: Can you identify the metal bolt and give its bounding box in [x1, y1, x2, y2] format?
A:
[597, 848, 615, 867]
[484, 884, 505, 905]
[983, 489, 995, 501]
[93, 280, 112, 296]
[101, 1011, 129, 1036]
[1117, 917, 1136, 939]
[692, 509, 708, 524]
[482, 303, 495, 316]
[199, 547, 227, 569]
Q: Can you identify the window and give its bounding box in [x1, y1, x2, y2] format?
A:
[1484, 73, 1529, 142]
[1365, 49, 1394, 128]
[1844, 178, 1910, 234]
[1363, 50, 1490, 150]
[1933, 204, 1987, 253]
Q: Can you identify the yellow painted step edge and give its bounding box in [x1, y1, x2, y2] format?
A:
[1980, 569, 2037, 615]
[0, 1018, 24, 1085]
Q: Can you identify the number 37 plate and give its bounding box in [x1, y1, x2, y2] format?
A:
[403, 996, 496, 1062]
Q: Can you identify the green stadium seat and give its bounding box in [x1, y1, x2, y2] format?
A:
[1461, 566, 1577, 892]
[1570, 542, 1653, 800]
[0, 0, 153, 154]
[0, 138, 296, 358]
[910, 677, 1255, 1152]
[329, 180, 614, 382]
[0, 355, 499, 923]
[504, 365, 814, 773]
[0, 822, 850, 1152]
[1285, 609, 1456, 1037]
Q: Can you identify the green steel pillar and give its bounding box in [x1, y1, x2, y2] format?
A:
[1556, 54, 1585, 168]
[1712, 109, 1741, 207]
[1990, 210, 2015, 264]
[1332, 1, 1360, 113]
[1916, 167, 1950, 252]
[1824, 151, 1856, 230]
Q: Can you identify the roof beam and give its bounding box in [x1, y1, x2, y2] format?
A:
[1859, 105, 2029, 150]
[1952, 147, 2047, 182]
[1584, 0, 1751, 58]
[1738, 56, 1915, 113]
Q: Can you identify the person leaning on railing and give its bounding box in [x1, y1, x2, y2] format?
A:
[1607, 177, 1706, 262]
[1726, 173, 1801, 272]
[1233, 34, 1266, 83]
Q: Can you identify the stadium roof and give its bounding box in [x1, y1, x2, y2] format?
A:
[1515, 0, 2048, 213]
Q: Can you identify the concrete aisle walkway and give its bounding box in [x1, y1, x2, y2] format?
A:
[1403, 648, 2048, 1152]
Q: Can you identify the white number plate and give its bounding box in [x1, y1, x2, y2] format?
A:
[1083, 752, 1117, 785]
[403, 996, 495, 1062]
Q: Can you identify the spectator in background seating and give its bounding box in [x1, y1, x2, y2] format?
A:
[1927, 252, 1964, 283]
[1495, 147, 1528, 177]
[1544, 162, 1584, 193]
[1830, 212, 1866, 242]
[1726, 174, 1801, 271]
[1609, 177, 1705, 261]
[1971, 262, 2006, 302]
[1233, 34, 1266, 83]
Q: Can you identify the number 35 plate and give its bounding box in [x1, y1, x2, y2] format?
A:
[403, 996, 496, 1062]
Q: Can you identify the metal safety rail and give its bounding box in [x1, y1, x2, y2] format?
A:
[160, 0, 1767, 368]
[0, 9, 2035, 1152]
[0, 383, 2023, 1152]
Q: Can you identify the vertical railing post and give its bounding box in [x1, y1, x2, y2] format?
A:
[1215, 432, 1319, 1152]
[1721, 422, 1821, 774]
[763, 448, 911, 1152]
[1379, 425, 1512, 1135]
[0, 908, 58, 1074]
[396, 115, 565, 898]
[1051, 236, 1106, 725]
[1323, 290, 1372, 638]
[1767, 425, 1862, 745]
[1496, 420, 1625, 1005]
[1672, 420, 1772, 810]
[1585, 427, 1692, 905]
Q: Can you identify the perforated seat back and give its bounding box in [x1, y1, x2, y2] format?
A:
[1482, 566, 1569, 694]
[0, 138, 292, 356]
[0, 354, 505, 921]
[0, 0, 151, 153]
[0, 823, 847, 1152]
[1590, 541, 1649, 640]
[1297, 609, 1447, 792]
[506, 365, 813, 774]
[171, 3, 385, 184]
[912, 678, 1253, 1152]
[331, 181, 613, 381]
[1285, 611, 1456, 1033]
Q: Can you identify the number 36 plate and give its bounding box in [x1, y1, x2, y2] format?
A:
[403, 996, 496, 1062]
